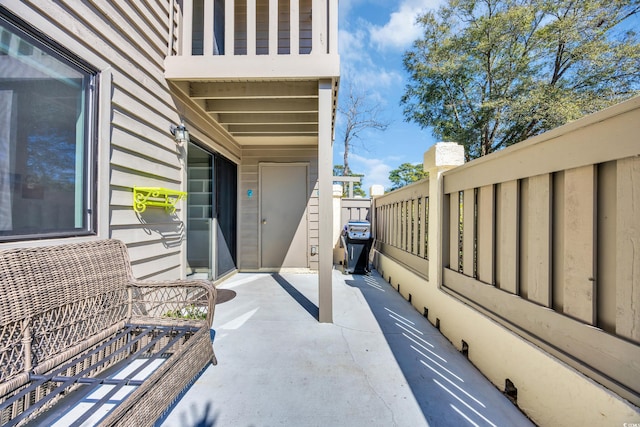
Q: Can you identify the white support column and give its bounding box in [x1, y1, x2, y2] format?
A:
[424, 142, 465, 286]
[318, 79, 334, 323]
[312, 0, 326, 54]
[168, 0, 176, 56]
[182, 0, 194, 56]
[329, 0, 338, 54]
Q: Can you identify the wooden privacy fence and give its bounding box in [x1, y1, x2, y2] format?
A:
[339, 198, 370, 225]
[372, 97, 640, 406]
[372, 179, 430, 279]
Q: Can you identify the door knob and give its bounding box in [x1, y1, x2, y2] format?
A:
[262, 219, 267, 224]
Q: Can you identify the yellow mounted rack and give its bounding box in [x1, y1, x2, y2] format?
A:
[133, 187, 187, 213]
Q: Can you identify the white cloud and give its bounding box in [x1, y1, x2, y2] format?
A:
[350, 153, 393, 192]
[338, 27, 367, 64]
[369, 0, 441, 51]
[338, 26, 402, 93]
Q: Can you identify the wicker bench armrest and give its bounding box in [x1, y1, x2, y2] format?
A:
[127, 279, 216, 328]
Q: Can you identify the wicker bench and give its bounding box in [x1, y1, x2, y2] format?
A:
[0, 239, 217, 426]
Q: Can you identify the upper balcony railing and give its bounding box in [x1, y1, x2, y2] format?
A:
[169, 0, 338, 60]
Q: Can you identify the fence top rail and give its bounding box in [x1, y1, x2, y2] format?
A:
[373, 178, 430, 204]
[333, 176, 362, 183]
[442, 96, 640, 193]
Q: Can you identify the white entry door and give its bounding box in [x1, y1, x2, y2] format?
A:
[259, 163, 309, 268]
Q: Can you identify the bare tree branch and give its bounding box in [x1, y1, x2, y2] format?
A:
[337, 83, 390, 175]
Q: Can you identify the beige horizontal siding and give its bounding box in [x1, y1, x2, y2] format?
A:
[239, 145, 319, 270]
[110, 125, 178, 166]
[13, 1, 190, 279]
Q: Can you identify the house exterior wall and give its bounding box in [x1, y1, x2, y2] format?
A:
[239, 145, 319, 271]
[3, 1, 335, 284]
[0, 1, 242, 280]
[1, 1, 179, 278]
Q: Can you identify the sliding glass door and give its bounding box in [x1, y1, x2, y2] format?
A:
[187, 143, 213, 278]
[215, 155, 237, 277]
[187, 142, 237, 280]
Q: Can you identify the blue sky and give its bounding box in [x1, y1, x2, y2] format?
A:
[335, 0, 443, 194]
[334, 1, 640, 195]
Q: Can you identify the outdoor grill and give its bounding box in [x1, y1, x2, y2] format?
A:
[341, 220, 372, 274]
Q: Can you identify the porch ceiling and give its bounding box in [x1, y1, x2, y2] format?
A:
[175, 80, 336, 146]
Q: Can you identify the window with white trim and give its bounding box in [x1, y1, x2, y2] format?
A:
[0, 9, 97, 241]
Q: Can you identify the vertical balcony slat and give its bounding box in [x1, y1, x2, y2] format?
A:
[616, 156, 640, 341]
[563, 166, 596, 324]
[168, 0, 176, 55]
[463, 189, 475, 277]
[269, 0, 278, 54]
[247, 0, 257, 54]
[290, 0, 299, 55]
[477, 185, 495, 285]
[329, 0, 338, 54]
[182, 0, 194, 56]
[225, 0, 235, 55]
[203, 0, 214, 55]
[311, 0, 325, 54]
[496, 180, 519, 294]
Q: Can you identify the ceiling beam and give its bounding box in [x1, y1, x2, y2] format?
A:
[190, 81, 318, 99]
[231, 131, 318, 136]
[205, 98, 318, 113]
[228, 124, 318, 133]
[217, 112, 318, 124]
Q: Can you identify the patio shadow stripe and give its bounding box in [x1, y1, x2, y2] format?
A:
[272, 273, 319, 320]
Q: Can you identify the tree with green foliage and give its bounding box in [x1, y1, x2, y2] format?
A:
[402, 0, 640, 159]
[389, 163, 428, 190]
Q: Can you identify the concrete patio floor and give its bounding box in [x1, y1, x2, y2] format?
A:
[158, 269, 535, 427]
